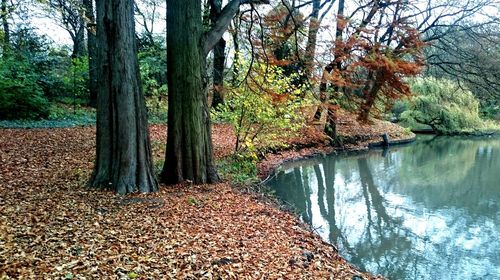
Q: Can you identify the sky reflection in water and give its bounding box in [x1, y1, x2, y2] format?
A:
[268, 135, 500, 279]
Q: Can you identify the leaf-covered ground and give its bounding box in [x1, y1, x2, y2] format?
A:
[0, 120, 396, 279]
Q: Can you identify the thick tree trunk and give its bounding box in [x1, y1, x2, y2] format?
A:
[91, 0, 158, 194]
[83, 0, 98, 107]
[1, 0, 9, 48]
[161, 0, 219, 185]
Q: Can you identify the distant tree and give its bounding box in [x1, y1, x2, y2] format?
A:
[91, 0, 157, 194]
[134, 0, 165, 48]
[209, 0, 226, 109]
[1, 0, 10, 48]
[313, 0, 495, 126]
[161, 0, 269, 185]
[425, 23, 500, 116]
[401, 77, 483, 134]
[319, 0, 425, 123]
[82, 0, 97, 107]
[44, 0, 86, 58]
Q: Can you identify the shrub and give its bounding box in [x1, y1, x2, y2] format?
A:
[0, 56, 50, 119]
[391, 99, 410, 120]
[217, 153, 259, 187]
[212, 62, 313, 154]
[139, 43, 168, 123]
[62, 57, 89, 102]
[400, 77, 484, 134]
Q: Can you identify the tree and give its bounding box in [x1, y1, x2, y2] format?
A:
[1, 0, 9, 48]
[134, 0, 165, 47]
[400, 77, 483, 134]
[82, 0, 97, 107]
[44, 0, 86, 58]
[209, 0, 226, 109]
[161, 0, 268, 185]
[425, 23, 500, 113]
[91, 0, 157, 194]
[304, 0, 321, 77]
[317, 0, 345, 140]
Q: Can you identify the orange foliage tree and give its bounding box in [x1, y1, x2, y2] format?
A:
[320, 0, 426, 123]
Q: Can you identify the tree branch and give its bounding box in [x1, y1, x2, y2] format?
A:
[203, 0, 269, 56]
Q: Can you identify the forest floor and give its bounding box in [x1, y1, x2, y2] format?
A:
[0, 112, 411, 279]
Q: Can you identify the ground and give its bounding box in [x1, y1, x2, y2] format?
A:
[0, 114, 407, 279]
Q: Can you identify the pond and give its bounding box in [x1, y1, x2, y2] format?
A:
[267, 135, 500, 279]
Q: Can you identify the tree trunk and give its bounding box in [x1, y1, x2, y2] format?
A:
[334, 0, 345, 74]
[212, 38, 226, 108]
[231, 19, 239, 86]
[1, 0, 9, 48]
[161, 0, 219, 185]
[210, 0, 226, 109]
[358, 71, 383, 123]
[91, 0, 158, 194]
[83, 0, 98, 107]
[304, 0, 320, 77]
[72, 24, 86, 58]
[313, 0, 345, 141]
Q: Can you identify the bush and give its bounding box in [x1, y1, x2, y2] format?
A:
[41, 53, 90, 104]
[212, 62, 313, 154]
[217, 153, 259, 187]
[391, 99, 410, 120]
[0, 56, 50, 119]
[139, 41, 168, 123]
[400, 77, 484, 134]
[479, 101, 499, 121]
[62, 57, 89, 102]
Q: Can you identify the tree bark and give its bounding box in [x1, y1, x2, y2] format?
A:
[230, 16, 240, 86]
[71, 24, 86, 58]
[162, 0, 266, 185]
[91, 0, 157, 194]
[314, 0, 345, 142]
[212, 39, 226, 108]
[304, 0, 320, 77]
[161, 0, 219, 185]
[358, 71, 383, 123]
[1, 0, 9, 48]
[210, 0, 226, 108]
[83, 0, 97, 107]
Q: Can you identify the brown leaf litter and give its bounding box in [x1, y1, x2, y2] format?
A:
[0, 115, 404, 279]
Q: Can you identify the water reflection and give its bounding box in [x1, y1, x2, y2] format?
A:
[269, 136, 500, 279]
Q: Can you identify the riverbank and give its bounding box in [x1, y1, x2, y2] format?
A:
[0, 114, 409, 279]
[257, 111, 414, 179]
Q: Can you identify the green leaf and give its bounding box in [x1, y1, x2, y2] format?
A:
[127, 272, 139, 279]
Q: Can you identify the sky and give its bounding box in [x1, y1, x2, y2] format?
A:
[26, 0, 499, 51]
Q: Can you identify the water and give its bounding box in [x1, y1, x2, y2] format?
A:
[268, 135, 500, 279]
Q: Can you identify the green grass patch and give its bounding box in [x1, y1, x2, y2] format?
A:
[217, 153, 259, 187]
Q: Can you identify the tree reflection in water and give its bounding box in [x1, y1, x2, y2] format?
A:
[269, 136, 500, 279]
